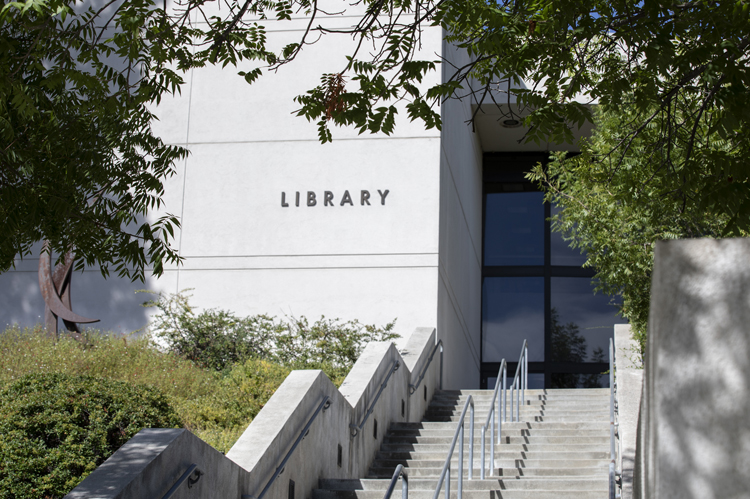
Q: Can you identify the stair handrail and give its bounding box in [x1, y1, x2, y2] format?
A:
[609, 338, 621, 499]
[480, 358, 506, 479]
[431, 395, 474, 499]
[409, 340, 444, 394]
[509, 340, 528, 422]
[248, 396, 332, 499]
[350, 360, 400, 437]
[161, 463, 203, 499]
[383, 464, 408, 499]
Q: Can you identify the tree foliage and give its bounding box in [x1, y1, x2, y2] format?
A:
[529, 100, 740, 350]
[1, 0, 293, 279]
[4, 0, 748, 290]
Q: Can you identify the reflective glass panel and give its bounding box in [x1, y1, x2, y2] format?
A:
[488, 373, 545, 390]
[484, 192, 544, 266]
[482, 277, 544, 362]
[550, 277, 627, 363]
[550, 204, 587, 266]
[551, 373, 610, 389]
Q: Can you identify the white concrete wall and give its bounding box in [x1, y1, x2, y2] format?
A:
[1, 16, 446, 339]
[435, 37, 484, 389]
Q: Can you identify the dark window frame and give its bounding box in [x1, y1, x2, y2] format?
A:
[480, 153, 607, 389]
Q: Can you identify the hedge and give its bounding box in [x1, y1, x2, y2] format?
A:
[0, 372, 180, 499]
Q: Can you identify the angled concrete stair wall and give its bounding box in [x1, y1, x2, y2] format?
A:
[64, 328, 443, 499]
[313, 387, 611, 499]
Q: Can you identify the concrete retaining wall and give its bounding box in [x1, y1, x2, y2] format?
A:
[614, 324, 643, 499]
[65, 327, 441, 499]
[633, 238, 750, 499]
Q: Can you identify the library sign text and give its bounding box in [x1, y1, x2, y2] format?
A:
[281, 190, 390, 207]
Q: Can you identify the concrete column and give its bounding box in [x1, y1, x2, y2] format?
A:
[636, 238, 750, 499]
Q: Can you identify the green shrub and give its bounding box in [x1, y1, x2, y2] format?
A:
[0, 373, 180, 499]
[147, 291, 398, 372]
[0, 325, 221, 401]
[180, 357, 291, 451]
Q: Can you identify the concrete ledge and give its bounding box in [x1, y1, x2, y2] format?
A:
[614, 324, 643, 499]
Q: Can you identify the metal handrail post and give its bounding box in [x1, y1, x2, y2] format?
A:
[480, 425, 486, 480]
[481, 359, 509, 480]
[439, 343, 444, 390]
[524, 343, 528, 394]
[510, 379, 515, 422]
[501, 364, 507, 425]
[521, 347, 528, 405]
[489, 409, 495, 476]
[458, 422, 464, 499]
[383, 465, 408, 499]
[468, 403, 474, 480]
[431, 397, 474, 499]
[609, 338, 617, 499]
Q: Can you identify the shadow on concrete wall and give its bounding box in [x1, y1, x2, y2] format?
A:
[639, 239, 750, 498]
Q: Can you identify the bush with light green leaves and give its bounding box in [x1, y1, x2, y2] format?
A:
[0, 372, 180, 499]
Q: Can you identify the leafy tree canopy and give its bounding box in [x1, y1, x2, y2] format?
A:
[3, 0, 748, 285]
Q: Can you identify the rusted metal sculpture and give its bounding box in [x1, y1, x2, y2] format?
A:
[38, 242, 99, 339]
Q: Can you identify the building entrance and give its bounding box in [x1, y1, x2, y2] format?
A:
[480, 153, 626, 389]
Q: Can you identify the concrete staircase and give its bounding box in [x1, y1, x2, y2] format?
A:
[313, 388, 611, 499]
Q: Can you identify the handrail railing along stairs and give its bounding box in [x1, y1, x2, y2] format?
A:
[480, 340, 527, 478]
[243, 396, 332, 499]
[432, 395, 474, 499]
[383, 341, 529, 499]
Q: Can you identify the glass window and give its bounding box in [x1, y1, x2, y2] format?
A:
[550, 204, 587, 266]
[550, 277, 626, 363]
[488, 373, 545, 390]
[482, 277, 544, 363]
[551, 373, 610, 389]
[484, 192, 544, 266]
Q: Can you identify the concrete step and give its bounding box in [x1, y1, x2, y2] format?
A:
[389, 422, 609, 431]
[351, 388, 612, 499]
[428, 402, 609, 410]
[428, 398, 608, 406]
[431, 396, 609, 404]
[376, 451, 609, 461]
[386, 427, 609, 437]
[367, 466, 609, 479]
[320, 478, 608, 491]
[424, 407, 609, 421]
[370, 458, 609, 469]
[314, 490, 607, 499]
[424, 407, 608, 416]
[424, 416, 608, 423]
[379, 443, 607, 453]
[435, 389, 609, 395]
[384, 436, 610, 446]
[432, 390, 608, 401]
[382, 431, 609, 443]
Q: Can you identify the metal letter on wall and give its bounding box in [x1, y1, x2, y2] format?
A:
[38, 242, 99, 339]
